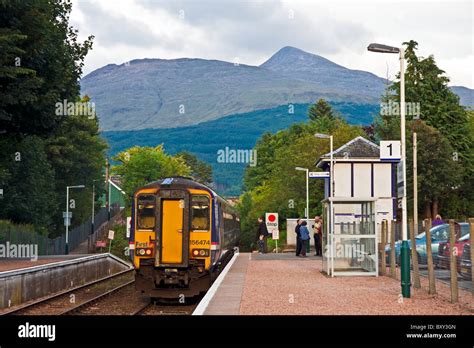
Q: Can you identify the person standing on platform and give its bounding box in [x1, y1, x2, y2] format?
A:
[295, 219, 302, 256]
[313, 216, 323, 256]
[299, 221, 310, 257]
[256, 216, 269, 254]
[432, 214, 444, 227]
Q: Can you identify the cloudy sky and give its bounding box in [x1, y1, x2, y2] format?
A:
[71, 0, 473, 88]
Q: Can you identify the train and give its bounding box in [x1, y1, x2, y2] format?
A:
[129, 177, 240, 298]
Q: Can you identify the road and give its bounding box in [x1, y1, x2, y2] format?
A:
[418, 265, 472, 292]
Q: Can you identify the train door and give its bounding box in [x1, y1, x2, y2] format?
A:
[161, 200, 184, 264]
[157, 190, 189, 267]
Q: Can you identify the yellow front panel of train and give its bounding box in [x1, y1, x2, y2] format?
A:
[161, 199, 183, 264]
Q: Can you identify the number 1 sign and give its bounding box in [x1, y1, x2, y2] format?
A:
[380, 140, 401, 161]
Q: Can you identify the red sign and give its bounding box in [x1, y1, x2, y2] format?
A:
[268, 214, 276, 222]
[96, 241, 107, 248]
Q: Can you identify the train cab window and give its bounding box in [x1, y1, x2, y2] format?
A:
[191, 195, 210, 231]
[137, 195, 155, 230]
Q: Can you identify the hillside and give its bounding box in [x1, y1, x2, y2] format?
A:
[81, 46, 473, 132]
[102, 102, 379, 195]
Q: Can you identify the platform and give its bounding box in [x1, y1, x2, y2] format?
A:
[193, 252, 473, 315]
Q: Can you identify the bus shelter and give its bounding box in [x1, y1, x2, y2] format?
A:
[322, 197, 378, 277]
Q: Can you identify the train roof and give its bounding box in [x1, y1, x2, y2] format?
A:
[140, 177, 222, 198]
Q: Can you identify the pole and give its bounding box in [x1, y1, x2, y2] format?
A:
[469, 218, 474, 297]
[105, 158, 110, 220]
[424, 218, 436, 294]
[413, 132, 418, 237]
[65, 187, 69, 255]
[306, 168, 310, 254]
[89, 182, 95, 253]
[399, 47, 411, 298]
[449, 220, 458, 303]
[330, 135, 334, 277]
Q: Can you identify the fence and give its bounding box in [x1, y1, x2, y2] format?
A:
[378, 218, 474, 303]
[0, 206, 122, 256]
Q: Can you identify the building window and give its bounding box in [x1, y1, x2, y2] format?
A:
[137, 195, 155, 230]
[191, 195, 210, 231]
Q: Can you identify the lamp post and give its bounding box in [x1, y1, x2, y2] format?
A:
[65, 185, 85, 254]
[315, 133, 334, 275]
[368, 42, 410, 297]
[89, 179, 101, 253]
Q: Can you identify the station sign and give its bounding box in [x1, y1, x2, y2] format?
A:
[265, 213, 279, 240]
[380, 140, 401, 161]
[309, 171, 330, 179]
[63, 212, 72, 226]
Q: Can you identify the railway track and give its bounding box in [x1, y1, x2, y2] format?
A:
[132, 301, 198, 315]
[2, 267, 201, 316]
[1, 268, 135, 316]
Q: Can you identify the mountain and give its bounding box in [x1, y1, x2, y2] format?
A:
[103, 102, 380, 195]
[260, 46, 387, 99]
[81, 46, 473, 131]
[450, 86, 474, 108]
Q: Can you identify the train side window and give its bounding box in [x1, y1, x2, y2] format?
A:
[137, 195, 155, 230]
[191, 195, 210, 231]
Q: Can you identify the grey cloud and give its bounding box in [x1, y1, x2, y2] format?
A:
[77, 0, 162, 47]
[136, 0, 373, 59]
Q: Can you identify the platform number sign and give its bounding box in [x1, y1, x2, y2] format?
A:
[380, 140, 401, 161]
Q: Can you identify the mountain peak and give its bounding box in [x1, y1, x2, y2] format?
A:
[260, 46, 345, 72]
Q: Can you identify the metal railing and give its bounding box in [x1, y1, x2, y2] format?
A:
[0, 206, 121, 255]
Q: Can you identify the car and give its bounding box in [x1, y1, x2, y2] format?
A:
[459, 243, 471, 280]
[438, 233, 470, 271]
[385, 222, 469, 266]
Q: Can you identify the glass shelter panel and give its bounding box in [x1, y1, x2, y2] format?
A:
[323, 199, 378, 276]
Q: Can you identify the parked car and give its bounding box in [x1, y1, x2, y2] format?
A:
[459, 243, 471, 280]
[385, 223, 469, 266]
[438, 233, 470, 271]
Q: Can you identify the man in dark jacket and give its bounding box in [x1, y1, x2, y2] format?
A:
[295, 219, 302, 256]
[257, 217, 269, 254]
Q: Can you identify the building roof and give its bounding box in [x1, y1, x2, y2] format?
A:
[316, 136, 380, 168]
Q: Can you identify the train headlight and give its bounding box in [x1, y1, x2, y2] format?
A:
[145, 249, 152, 255]
[192, 249, 209, 257]
[139, 249, 146, 255]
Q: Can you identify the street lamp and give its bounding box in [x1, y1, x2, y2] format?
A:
[368, 42, 410, 298]
[65, 185, 85, 255]
[315, 133, 334, 275]
[89, 179, 101, 253]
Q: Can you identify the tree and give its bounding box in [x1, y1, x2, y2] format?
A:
[0, 136, 56, 232]
[0, 0, 93, 136]
[308, 99, 334, 121]
[112, 145, 191, 199]
[375, 40, 473, 218]
[176, 151, 213, 184]
[406, 120, 463, 219]
[46, 97, 108, 235]
[239, 110, 364, 250]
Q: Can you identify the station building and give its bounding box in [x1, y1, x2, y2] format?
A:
[316, 136, 398, 276]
